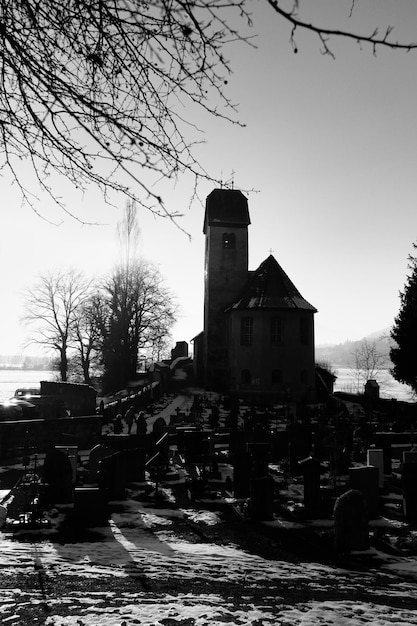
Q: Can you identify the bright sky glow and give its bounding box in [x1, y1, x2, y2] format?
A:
[2, 2, 417, 355]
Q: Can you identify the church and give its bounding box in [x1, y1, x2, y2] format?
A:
[193, 188, 317, 403]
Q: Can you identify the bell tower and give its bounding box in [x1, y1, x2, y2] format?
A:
[203, 188, 251, 389]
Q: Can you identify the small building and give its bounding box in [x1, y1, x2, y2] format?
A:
[193, 188, 317, 402]
[171, 341, 189, 360]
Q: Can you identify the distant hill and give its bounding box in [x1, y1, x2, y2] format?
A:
[315, 327, 393, 369]
[0, 354, 52, 369]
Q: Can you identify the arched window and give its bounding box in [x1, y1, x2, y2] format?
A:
[222, 233, 236, 249]
[241, 369, 251, 385]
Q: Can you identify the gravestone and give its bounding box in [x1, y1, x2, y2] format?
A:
[247, 442, 269, 478]
[73, 487, 108, 526]
[233, 451, 251, 498]
[55, 446, 78, 484]
[381, 440, 392, 474]
[299, 456, 321, 516]
[135, 412, 147, 434]
[104, 433, 135, 452]
[403, 450, 417, 464]
[402, 460, 417, 523]
[367, 448, 385, 488]
[97, 451, 128, 500]
[233, 442, 270, 500]
[287, 422, 312, 475]
[125, 448, 147, 482]
[364, 379, 380, 400]
[153, 417, 167, 433]
[183, 431, 211, 465]
[43, 447, 74, 504]
[89, 444, 113, 483]
[0, 504, 7, 528]
[229, 430, 255, 459]
[333, 489, 369, 555]
[250, 476, 274, 521]
[349, 465, 379, 519]
[269, 431, 289, 462]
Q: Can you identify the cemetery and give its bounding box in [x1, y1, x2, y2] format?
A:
[1, 382, 417, 563]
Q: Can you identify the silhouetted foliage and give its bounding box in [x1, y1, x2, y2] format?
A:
[97, 261, 176, 393]
[391, 244, 417, 394]
[72, 295, 103, 385]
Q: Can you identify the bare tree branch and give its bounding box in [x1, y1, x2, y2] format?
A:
[0, 0, 252, 221]
[266, 1, 417, 58]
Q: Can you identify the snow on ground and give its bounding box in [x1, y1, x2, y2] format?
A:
[1, 493, 417, 625]
[1, 391, 417, 624]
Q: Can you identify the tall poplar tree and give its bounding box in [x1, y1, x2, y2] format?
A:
[390, 244, 417, 394]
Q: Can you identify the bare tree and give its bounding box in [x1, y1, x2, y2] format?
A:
[351, 338, 388, 393]
[117, 199, 141, 271]
[2, 2, 416, 222]
[98, 260, 177, 392]
[23, 269, 92, 381]
[72, 295, 103, 385]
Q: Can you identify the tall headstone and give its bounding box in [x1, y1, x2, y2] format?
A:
[250, 476, 274, 521]
[402, 458, 417, 523]
[349, 465, 379, 519]
[97, 451, 128, 500]
[381, 440, 392, 474]
[233, 451, 251, 498]
[299, 456, 321, 516]
[334, 489, 369, 555]
[367, 448, 384, 488]
[43, 448, 74, 504]
[55, 446, 78, 484]
[89, 444, 113, 483]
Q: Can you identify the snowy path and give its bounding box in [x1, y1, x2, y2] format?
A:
[1, 494, 417, 625]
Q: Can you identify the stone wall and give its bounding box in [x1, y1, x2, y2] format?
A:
[0, 415, 102, 460]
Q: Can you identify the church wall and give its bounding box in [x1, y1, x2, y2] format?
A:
[204, 223, 249, 389]
[228, 309, 316, 402]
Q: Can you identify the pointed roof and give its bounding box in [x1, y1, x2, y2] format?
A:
[203, 188, 250, 234]
[227, 255, 317, 312]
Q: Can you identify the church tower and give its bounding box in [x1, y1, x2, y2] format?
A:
[203, 189, 250, 389]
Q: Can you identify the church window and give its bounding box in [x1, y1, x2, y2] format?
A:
[222, 233, 236, 249]
[271, 369, 282, 385]
[271, 317, 283, 344]
[241, 369, 251, 385]
[300, 317, 310, 345]
[240, 317, 253, 345]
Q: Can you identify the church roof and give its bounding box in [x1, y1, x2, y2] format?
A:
[203, 189, 250, 233]
[227, 255, 317, 312]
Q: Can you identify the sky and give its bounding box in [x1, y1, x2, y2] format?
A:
[2, 1, 417, 356]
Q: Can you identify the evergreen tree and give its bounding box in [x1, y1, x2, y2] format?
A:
[390, 244, 417, 393]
